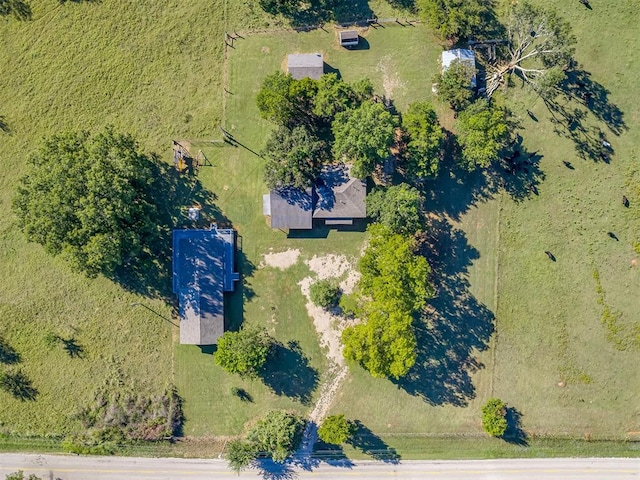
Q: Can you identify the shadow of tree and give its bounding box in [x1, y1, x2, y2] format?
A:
[60, 337, 84, 358]
[310, 440, 354, 467]
[503, 406, 528, 446]
[1, 0, 32, 20]
[258, 0, 374, 27]
[347, 420, 400, 463]
[254, 459, 298, 480]
[541, 63, 626, 161]
[424, 144, 543, 222]
[260, 340, 319, 405]
[0, 370, 38, 401]
[0, 115, 9, 134]
[392, 217, 494, 406]
[112, 156, 229, 299]
[0, 337, 21, 364]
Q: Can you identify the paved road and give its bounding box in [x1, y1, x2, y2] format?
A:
[0, 454, 638, 479]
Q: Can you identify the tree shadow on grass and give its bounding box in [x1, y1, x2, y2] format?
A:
[0, 337, 21, 364]
[542, 63, 626, 162]
[310, 439, 354, 467]
[112, 157, 230, 300]
[347, 420, 400, 463]
[60, 337, 84, 358]
[0, 370, 38, 401]
[424, 138, 544, 221]
[393, 217, 494, 406]
[1, 0, 32, 20]
[259, 0, 373, 27]
[260, 341, 319, 405]
[0, 115, 10, 134]
[503, 406, 528, 446]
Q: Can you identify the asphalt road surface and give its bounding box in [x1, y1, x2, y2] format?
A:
[0, 454, 638, 479]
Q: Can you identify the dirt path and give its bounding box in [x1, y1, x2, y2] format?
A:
[296, 254, 360, 455]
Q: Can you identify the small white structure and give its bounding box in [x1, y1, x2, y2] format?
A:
[441, 48, 477, 88]
[287, 53, 324, 80]
[188, 207, 200, 221]
[339, 30, 359, 48]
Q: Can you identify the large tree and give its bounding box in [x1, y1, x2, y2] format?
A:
[358, 224, 433, 314]
[456, 99, 510, 169]
[417, 0, 489, 41]
[256, 72, 298, 125]
[262, 125, 327, 190]
[215, 328, 272, 378]
[13, 129, 161, 278]
[332, 102, 397, 179]
[402, 101, 445, 178]
[248, 410, 305, 462]
[486, 2, 575, 97]
[342, 304, 417, 379]
[367, 184, 425, 236]
[434, 59, 476, 112]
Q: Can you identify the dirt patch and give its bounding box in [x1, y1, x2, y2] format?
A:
[261, 248, 301, 270]
[306, 254, 351, 280]
[376, 55, 405, 99]
[261, 46, 270, 54]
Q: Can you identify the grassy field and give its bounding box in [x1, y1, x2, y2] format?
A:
[0, 0, 638, 458]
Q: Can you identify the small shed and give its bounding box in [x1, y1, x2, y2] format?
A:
[287, 53, 324, 80]
[339, 30, 359, 48]
[441, 48, 477, 88]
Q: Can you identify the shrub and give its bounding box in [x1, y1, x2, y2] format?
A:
[248, 410, 305, 462]
[309, 279, 340, 310]
[215, 328, 272, 377]
[481, 398, 508, 437]
[338, 293, 359, 318]
[226, 439, 258, 473]
[317, 414, 355, 445]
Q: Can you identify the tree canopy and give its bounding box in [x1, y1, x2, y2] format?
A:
[486, 2, 575, 97]
[434, 59, 476, 112]
[226, 439, 259, 474]
[417, 0, 489, 41]
[359, 224, 433, 314]
[402, 101, 445, 178]
[456, 99, 510, 169]
[481, 398, 508, 437]
[342, 304, 417, 379]
[256, 72, 300, 126]
[342, 224, 434, 379]
[262, 125, 327, 190]
[317, 414, 356, 445]
[13, 129, 161, 278]
[332, 102, 397, 179]
[367, 184, 425, 236]
[248, 410, 305, 462]
[215, 328, 273, 378]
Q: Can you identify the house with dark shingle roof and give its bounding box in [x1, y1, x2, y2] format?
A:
[263, 164, 366, 230]
[287, 53, 324, 80]
[172, 226, 239, 345]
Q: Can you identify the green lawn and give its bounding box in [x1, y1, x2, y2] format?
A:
[0, 0, 638, 457]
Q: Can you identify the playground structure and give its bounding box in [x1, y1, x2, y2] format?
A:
[172, 140, 211, 173]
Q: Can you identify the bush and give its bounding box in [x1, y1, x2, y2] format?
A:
[317, 414, 355, 445]
[338, 293, 359, 318]
[481, 398, 508, 437]
[309, 279, 340, 310]
[5, 472, 42, 480]
[215, 328, 272, 377]
[226, 439, 258, 473]
[248, 410, 305, 462]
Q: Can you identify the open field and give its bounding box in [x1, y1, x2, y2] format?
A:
[0, 0, 638, 459]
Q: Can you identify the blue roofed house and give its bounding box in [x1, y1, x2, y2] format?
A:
[263, 164, 366, 230]
[172, 226, 240, 345]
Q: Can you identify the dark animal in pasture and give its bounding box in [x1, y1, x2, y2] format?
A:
[607, 232, 619, 241]
[545, 251, 556, 261]
[622, 195, 629, 208]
